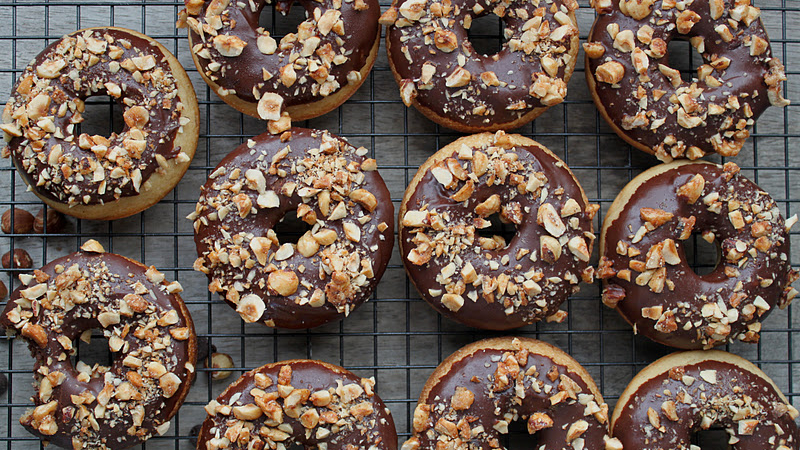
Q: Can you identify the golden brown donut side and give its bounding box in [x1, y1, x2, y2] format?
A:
[611, 351, 799, 449]
[404, 337, 622, 450]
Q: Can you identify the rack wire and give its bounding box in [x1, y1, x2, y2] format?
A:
[0, 0, 798, 449]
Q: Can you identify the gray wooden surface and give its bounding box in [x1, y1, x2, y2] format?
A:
[0, 1, 798, 448]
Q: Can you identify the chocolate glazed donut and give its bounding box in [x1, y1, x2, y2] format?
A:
[198, 360, 397, 450]
[599, 161, 798, 349]
[0, 240, 197, 450]
[381, 0, 580, 132]
[399, 132, 598, 330]
[585, 0, 789, 161]
[190, 128, 394, 329]
[1, 27, 199, 220]
[402, 337, 622, 450]
[179, 0, 380, 123]
[611, 350, 800, 449]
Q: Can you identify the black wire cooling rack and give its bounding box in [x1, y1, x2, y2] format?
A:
[0, 0, 798, 449]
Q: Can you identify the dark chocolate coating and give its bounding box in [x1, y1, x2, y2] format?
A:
[183, 0, 379, 108]
[198, 360, 397, 450]
[586, 0, 788, 160]
[613, 354, 800, 449]
[385, 0, 579, 131]
[400, 134, 594, 330]
[406, 338, 614, 450]
[0, 250, 197, 450]
[192, 128, 394, 329]
[600, 162, 795, 349]
[2, 28, 189, 206]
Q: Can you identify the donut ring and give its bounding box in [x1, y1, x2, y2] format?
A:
[190, 128, 394, 329]
[403, 337, 621, 450]
[180, 0, 380, 122]
[611, 350, 800, 449]
[585, 0, 789, 161]
[1, 27, 199, 220]
[198, 360, 397, 450]
[599, 161, 798, 349]
[0, 240, 197, 450]
[382, 0, 580, 132]
[399, 132, 598, 330]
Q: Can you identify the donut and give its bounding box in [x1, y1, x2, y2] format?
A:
[0, 240, 197, 450]
[179, 0, 380, 123]
[198, 360, 397, 450]
[0, 27, 199, 220]
[382, 0, 580, 132]
[190, 128, 394, 329]
[611, 350, 800, 449]
[399, 132, 598, 330]
[402, 337, 622, 450]
[598, 161, 799, 349]
[585, 0, 789, 161]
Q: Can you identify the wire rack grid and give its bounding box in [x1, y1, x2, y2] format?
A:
[0, 0, 798, 449]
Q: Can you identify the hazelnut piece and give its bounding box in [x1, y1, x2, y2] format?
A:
[204, 353, 235, 381]
[2, 249, 32, 269]
[33, 208, 65, 234]
[2, 208, 34, 234]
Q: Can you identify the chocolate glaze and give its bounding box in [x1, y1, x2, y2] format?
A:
[385, 0, 579, 131]
[406, 339, 614, 450]
[198, 360, 397, 450]
[191, 128, 394, 329]
[183, 0, 379, 109]
[600, 162, 796, 349]
[586, 0, 789, 161]
[613, 356, 800, 449]
[0, 250, 197, 450]
[2, 28, 191, 206]
[401, 134, 595, 330]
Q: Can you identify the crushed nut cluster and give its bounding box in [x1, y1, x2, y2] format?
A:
[1, 29, 192, 205]
[402, 132, 597, 324]
[383, 0, 579, 127]
[178, 0, 374, 119]
[402, 338, 622, 450]
[614, 360, 799, 449]
[586, 0, 789, 161]
[201, 363, 392, 450]
[190, 130, 390, 326]
[600, 162, 798, 348]
[0, 240, 194, 449]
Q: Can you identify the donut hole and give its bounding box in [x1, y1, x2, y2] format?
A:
[683, 231, 719, 276]
[476, 212, 517, 250]
[77, 95, 125, 139]
[466, 13, 505, 56]
[70, 329, 113, 379]
[258, 1, 310, 40]
[274, 209, 312, 245]
[691, 428, 731, 449]
[667, 38, 705, 83]
[502, 419, 540, 448]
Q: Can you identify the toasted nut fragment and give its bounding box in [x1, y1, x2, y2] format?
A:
[595, 61, 625, 84]
[527, 412, 554, 433]
[661, 400, 679, 421]
[236, 294, 265, 323]
[481, 71, 501, 86]
[613, 30, 635, 53]
[343, 222, 361, 242]
[620, 0, 654, 20]
[80, 239, 105, 253]
[583, 42, 605, 59]
[676, 10, 701, 33]
[257, 93, 283, 121]
[233, 404, 263, 420]
[451, 387, 474, 410]
[399, 79, 417, 106]
[540, 235, 562, 264]
[399, 0, 426, 21]
[537, 203, 566, 237]
[676, 174, 705, 204]
[159, 373, 182, 398]
[662, 239, 681, 265]
[750, 36, 768, 56]
[561, 199, 581, 217]
[450, 180, 475, 202]
[566, 420, 588, 441]
[379, 7, 398, 25]
[568, 236, 591, 262]
[313, 228, 338, 245]
[434, 29, 458, 52]
[297, 231, 320, 257]
[640, 208, 673, 227]
[446, 67, 471, 88]
[214, 34, 247, 57]
[268, 270, 299, 296]
[22, 322, 47, 347]
[206, 353, 234, 380]
[647, 407, 661, 429]
[257, 34, 277, 54]
[441, 293, 464, 312]
[475, 194, 500, 217]
[350, 189, 377, 212]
